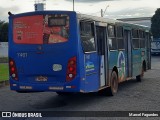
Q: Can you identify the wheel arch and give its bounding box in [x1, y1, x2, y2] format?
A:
[108, 66, 118, 87]
[142, 60, 147, 72]
[107, 66, 119, 96]
[112, 66, 118, 78]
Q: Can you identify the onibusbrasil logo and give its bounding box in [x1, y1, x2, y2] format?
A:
[1, 112, 42, 118]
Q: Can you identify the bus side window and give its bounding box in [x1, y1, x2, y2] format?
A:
[108, 25, 117, 50]
[132, 29, 140, 49]
[80, 21, 96, 52]
[116, 26, 124, 49]
[147, 33, 151, 49]
[96, 26, 105, 55]
[139, 30, 145, 48]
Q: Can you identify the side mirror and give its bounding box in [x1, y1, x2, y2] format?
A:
[8, 11, 13, 16]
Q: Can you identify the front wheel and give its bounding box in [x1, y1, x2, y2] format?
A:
[107, 71, 118, 96]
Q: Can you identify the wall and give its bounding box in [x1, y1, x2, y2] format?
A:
[0, 42, 8, 57]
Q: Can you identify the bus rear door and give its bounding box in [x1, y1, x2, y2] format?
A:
[80, 21, 108, 92]
[96, 24, 108, 87]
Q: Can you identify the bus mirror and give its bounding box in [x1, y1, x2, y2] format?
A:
[8, 11, 13, 16]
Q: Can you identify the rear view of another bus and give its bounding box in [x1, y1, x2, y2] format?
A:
[151, 39, 160, 55]
[8, 11, 81, 93]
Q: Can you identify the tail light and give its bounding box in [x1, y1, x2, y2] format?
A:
[66, 57, 76, 82]
[9, 58, 18, 80]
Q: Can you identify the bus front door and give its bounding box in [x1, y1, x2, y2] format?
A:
[124, 30, 132, 77]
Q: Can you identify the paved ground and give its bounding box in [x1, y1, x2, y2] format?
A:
[0, 55, 160, 120]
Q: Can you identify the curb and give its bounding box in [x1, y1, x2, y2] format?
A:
[0, 80, 9, 88]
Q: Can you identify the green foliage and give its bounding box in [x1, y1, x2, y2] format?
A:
[151, 8, 160, 39]
[0, 21, 8, 42]
[0, 63, 9, 81]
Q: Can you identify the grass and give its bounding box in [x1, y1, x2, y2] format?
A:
[0, 63, 9, 81]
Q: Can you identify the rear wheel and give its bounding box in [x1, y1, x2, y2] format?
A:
[136, 65, 144, 82]
[106, 71, 118, 96]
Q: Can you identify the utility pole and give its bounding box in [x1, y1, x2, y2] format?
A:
[73, 0, 75, 11]
[101, 5, 109, 17]
[101, 9, 103, 17]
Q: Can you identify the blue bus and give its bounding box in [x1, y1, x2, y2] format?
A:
[8, 11, 151, 96]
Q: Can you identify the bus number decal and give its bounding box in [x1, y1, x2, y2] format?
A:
[17, 53, 28, 58]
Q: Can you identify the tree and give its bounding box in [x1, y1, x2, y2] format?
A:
[151, 8, 160, 39]
[0, 21, 4, 40]
[0, 21, 8, 42]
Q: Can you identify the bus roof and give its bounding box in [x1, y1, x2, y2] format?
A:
[116, 21, 150, 31]
[9, 10, 76, 19]
[9, 10, 150, 32]
[77, 13, 118, 24]
[77, 13, 150, 32]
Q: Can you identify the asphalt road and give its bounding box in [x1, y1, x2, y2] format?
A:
[0, 55, 160, 120]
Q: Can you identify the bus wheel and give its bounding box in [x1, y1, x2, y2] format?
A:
[136, 66, 144, 82]
[107, 71, 118, 96]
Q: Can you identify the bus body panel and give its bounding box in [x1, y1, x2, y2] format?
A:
[109, 51, 127, 83]
[9, 11, 82, 92]
[117, 51, 126, 82]
[141, 48, 147, 68]
[84, 53, 100, 92]
[109, 51, 118, 70]
[132, 49, 142, 77]
[8, 10, 151, 94]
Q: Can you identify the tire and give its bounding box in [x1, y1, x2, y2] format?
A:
[107, 71, 118, 96]
[136, 65, 144, 82]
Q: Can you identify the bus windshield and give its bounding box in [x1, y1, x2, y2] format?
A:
[13, 14, 69, 44]
[151, 41, 160, 49]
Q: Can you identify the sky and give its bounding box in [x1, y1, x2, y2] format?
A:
[0, 0, 159, 22]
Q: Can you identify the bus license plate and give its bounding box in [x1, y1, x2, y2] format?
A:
[35, 76, 48, 82]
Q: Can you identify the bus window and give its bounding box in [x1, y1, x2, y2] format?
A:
[132, 29, 140, 48]
[13, 14, 69, 44]
[96, 26, 105, 55]
[80, 22, 96, 52]
[43, 14, 69, 44]
[116, 26, 124, 49]
[139, 30, 145, 48]
[13, 15, 43, 44]
[140, 39, 145, 48]
[147, 33, 151, 49]
[108, 25, 117, 50]
[132, 39, 140, 48]
[132, 29, 139, 38]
